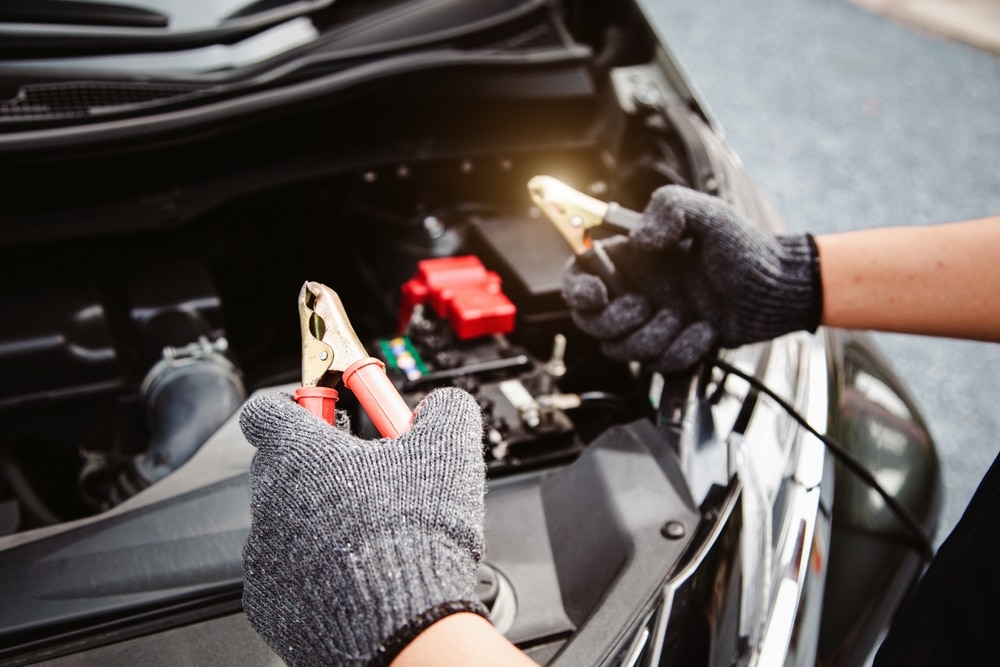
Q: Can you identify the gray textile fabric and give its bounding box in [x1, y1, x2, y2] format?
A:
[240, 387, 488, 667]
[563, 185, 821, 373]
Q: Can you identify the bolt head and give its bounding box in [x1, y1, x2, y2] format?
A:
[661, 521, 686, 540]
[633, 83, 662, 109]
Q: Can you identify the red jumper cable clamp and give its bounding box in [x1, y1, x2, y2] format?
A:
[295, 281, 413, 437]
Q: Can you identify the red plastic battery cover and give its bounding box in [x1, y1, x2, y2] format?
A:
[398, 256, 516, 340]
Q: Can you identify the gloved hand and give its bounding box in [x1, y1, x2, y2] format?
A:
[239, 387, 488, 667]
[563, 185, 822, 373]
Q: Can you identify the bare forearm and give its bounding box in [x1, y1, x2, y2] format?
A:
[391, 613, 540, 667]
[815, 217, 1000, 341]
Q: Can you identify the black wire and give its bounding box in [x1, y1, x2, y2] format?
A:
[710, 357, 936, 563]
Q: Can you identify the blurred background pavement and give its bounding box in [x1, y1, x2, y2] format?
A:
[637, 0, 1000, 546]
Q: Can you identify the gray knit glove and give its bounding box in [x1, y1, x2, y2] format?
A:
[239, 387, 488, 667]
[563, 185, 822, 373]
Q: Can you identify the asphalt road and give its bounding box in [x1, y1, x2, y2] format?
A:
[637, 0, 1000, 545]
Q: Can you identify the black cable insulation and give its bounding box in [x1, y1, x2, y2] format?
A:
[710, 357, 936, 563]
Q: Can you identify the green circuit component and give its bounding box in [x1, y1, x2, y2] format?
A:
[379, 336, 428, 381]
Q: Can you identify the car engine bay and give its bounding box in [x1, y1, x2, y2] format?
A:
[0, 34, 731, 536]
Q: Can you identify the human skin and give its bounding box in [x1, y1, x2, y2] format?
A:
[390, 613, 540, 667]
[816, 216, 1000, 342]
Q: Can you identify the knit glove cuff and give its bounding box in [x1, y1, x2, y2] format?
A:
[730, 233, 823, 345]
[376, 601, 489, 667]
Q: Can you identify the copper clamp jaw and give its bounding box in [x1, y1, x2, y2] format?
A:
[527, 176, 643, 297]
